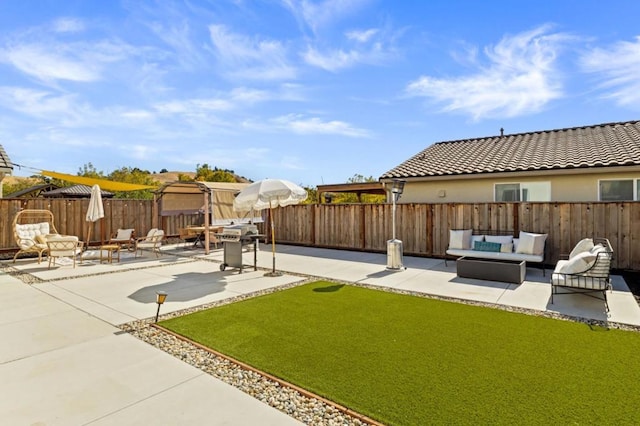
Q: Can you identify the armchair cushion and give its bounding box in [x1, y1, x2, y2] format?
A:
[569, 238, 595, 259]
[114, 228, 135, 241]
[558, 251, 597, 274]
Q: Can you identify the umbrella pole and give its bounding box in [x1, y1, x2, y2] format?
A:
[265, 203, 282, 277]
[271, 207, 276, 273]
[86, 225, 92, 251]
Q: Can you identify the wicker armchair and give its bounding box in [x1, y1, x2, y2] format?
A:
[12, 209, 59, 263]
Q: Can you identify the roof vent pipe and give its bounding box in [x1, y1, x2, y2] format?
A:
[500, 127, 504, 137]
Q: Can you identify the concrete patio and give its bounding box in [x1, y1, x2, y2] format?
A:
[2, 243, 639, 424]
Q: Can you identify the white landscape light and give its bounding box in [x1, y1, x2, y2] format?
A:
[155, 291, 167, 322]
[387, 179, 406, 270]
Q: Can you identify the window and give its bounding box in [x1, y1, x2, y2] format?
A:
[599, 179, 638, 201]
[494, 182, 550, 202]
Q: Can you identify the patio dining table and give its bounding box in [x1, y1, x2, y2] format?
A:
[187, 226, 222, 248]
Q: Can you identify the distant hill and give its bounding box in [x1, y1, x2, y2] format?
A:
[3, 171, 251, 187]
[152, 171, 251, 184]
[151, 171, 196, 184]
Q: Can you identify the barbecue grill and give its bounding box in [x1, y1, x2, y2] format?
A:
[218, 224, 262, 273]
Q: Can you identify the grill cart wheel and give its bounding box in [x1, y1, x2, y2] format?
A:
[220, 263, 227, 271]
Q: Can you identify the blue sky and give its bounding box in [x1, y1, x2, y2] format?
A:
[1, 0, 640, 187]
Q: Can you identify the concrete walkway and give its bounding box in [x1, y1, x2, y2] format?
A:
[2, 244, 639, 424]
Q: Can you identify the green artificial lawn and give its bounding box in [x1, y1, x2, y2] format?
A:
[160, 281, 640, 425]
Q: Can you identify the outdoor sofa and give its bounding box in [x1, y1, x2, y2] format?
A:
[445, 229, 548, 275]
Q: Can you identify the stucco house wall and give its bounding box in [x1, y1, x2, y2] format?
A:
[398, 168, 640, 203]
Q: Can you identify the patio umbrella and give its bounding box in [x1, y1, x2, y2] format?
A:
[233, 178, 307, 276]
[85, 184, 105, 247]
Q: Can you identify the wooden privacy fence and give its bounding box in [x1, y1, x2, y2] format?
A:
[2, 199, 639, 271]
[0, 198, 213, 249]
[270, 202, 640, 271]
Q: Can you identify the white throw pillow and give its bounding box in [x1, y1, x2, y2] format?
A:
[516, 231, 547, 255]
[500, 243, 513, 253]
[569, 238, 594, 259]
[558, 251, 597, 274]
[485, 235, 513, 245]
[449, 229, 472, 250]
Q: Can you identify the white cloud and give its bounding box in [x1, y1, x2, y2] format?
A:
[303, 26, 396, 72]
[0, 86, 81, 117]
[272, 113, 370, 137]
[580, 36, 640, 106]
[281, 0, 371, 34]
[208, 24, 296, 80]
[52, 17, 85, 33]
[0, 38, 138, 85]
[406, 26, 567, 120]
[346, 28, 378, 43]
[303, 46, 362, 71]
[2, 43, 100, 82]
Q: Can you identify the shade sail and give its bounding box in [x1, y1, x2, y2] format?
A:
[41, 170, 157, 192]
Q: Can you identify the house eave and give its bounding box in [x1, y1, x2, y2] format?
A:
[380, 165, 640, 183]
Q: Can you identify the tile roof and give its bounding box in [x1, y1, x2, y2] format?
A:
[381, 120, 640, 179]
[42, 184, 114, 198]
[0, 143, 13, 173]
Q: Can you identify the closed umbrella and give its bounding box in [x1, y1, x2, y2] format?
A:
[86, 184, 105, 247]
[233, 179, 307, 276]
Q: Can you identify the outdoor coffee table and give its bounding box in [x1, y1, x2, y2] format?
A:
[100, 244, 121, 264]
[456, 256, 525, 284]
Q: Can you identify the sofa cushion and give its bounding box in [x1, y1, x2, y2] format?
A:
[569, 238, 594, 259]
[485, 235, 513, 245]
[449, 229, 472, 250]
[471, 235, 485, 245]
[473, 241, 501, 252]
[516, 231, 547, 256]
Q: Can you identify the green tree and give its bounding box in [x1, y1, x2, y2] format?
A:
[195, 164, 237, 182]
[107, 166, 159, 199]
[330, 174, 385, 204]
[178, 173, 195, 182]
[302, 186, 317, 204]
[2, 175, 46, 196]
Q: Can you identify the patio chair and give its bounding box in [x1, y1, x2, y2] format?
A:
[12, 209, 60, 264]
[46, 236, 84, 269]
[109, 228, 135, 251]
[135, 229, 165, 257]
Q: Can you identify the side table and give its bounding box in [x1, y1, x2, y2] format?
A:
[100, 244, 121, 264]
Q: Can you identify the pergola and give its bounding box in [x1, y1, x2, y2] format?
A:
[317, 182, 386, 203]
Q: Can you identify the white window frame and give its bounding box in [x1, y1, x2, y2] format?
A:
[598, 178, 639, 201]
[494, 182, 551, 202]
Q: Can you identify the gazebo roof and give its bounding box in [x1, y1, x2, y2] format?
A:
[0, 144, 13, 174]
